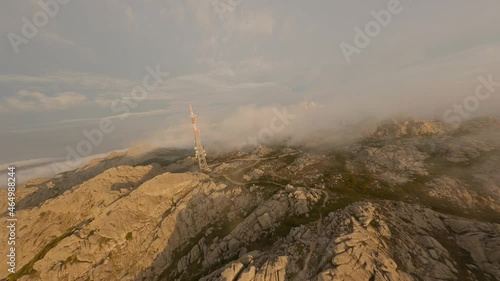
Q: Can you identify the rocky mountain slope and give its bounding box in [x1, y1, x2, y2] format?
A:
[1, 118, 499, 281]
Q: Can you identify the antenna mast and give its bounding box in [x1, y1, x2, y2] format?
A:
[189, 104, 210, 172]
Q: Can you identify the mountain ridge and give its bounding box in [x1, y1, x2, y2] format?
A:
[1, 117, 499, 281]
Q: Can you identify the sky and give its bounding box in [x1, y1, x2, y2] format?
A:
[1, 0, 500, 184]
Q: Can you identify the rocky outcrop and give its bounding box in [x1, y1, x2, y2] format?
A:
[427, 177, 477, 207]
[316, 205, 411, 281]
[253, 145, 273, 157]
[2, 118, 499, 281]
[368, 119, 449, 140]
[201, 253, 288, 281]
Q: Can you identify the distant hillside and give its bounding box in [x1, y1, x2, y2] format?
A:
[1, 118, 499, 281]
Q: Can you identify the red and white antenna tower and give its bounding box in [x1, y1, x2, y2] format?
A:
[189, 104, 210, 172]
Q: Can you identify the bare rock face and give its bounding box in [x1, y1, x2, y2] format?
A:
[2, 118, 499, 281]
[446, 218, 500, 278]
[318, 216, 409, 281]
[193, 201, 499, 281]
[436, 138, 494, 163]
[202, 253, 288, 281]
[460, 117, 500, 132]
[288, 153, 327, 172]
[253, 145, 273, 157]
[368, 119, 449, 140]
[427, 177, 477, 207]
[4, 165, 158, 272]
[354, 143, 429, 185]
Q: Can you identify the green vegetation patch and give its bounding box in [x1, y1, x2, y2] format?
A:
[125, 232, 133, 240]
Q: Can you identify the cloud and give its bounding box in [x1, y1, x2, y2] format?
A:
[0, 153, 110, 188]
[0, 157, 61, 170]
[56, 107, 172, 125]
[94, 96, 115, 108]
[0, 90, 87, 112]
[40, 30, 75, 47]
[124, 4, 138, 29]
[0, 72, 135, 91]
[233, 9, 274, 36]
[162, 1, 186, 24]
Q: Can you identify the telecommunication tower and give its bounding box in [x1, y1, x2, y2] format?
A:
[189, 104, 210, 172]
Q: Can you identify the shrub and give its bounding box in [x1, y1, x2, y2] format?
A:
[125, 232, 133, 240]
